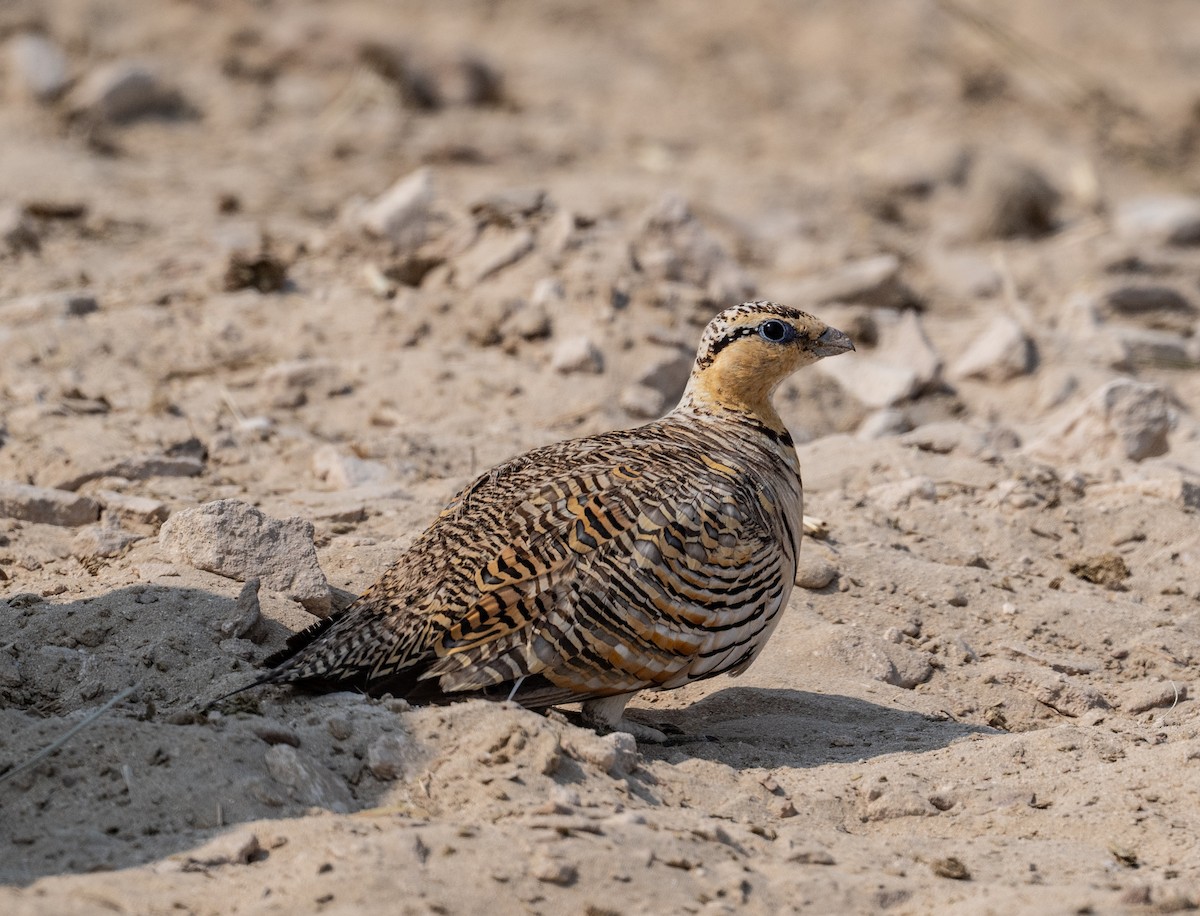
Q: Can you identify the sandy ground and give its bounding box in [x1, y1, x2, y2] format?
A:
[2, 1, 1200, 913]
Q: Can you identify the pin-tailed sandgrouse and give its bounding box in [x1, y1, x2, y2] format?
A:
[229, 301, 853, 739]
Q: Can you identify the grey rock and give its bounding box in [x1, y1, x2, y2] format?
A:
[159, 499, 331, 615]
[1114, 195, 1200, 246]
[263, 745, 353, 812]
[357, 167, 435, 247]
[867, 476, 937, 511]
[70, 61, 182, 122]
[221, 578, 264, 641]
[8, 32, 70, 102]
[0, 481, 100, 526]
[551, 335, 604, 374]
[469, 187, 545, 226]
[1033, 379, 1171, 464]
[1113, 328, 1197, 369]
[950, 314, 1036, 382]
[366, 733, 413, 780]
[54, 453, 204, 492]
[1102, 284, 1197, 334]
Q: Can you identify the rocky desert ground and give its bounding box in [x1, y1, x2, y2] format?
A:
[2, 1, 1200, 913]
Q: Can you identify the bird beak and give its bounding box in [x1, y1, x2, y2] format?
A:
[812, 326, 855, 358]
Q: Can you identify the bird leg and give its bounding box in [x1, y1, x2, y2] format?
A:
[579, 692, 669, 743]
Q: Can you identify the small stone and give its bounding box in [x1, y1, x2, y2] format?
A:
[469, 187, 546, 226]
[1103, 285, 1197, 333]
[1120, 681, 1186, 715]
[455, 227, 534, 286]
[71, 520, 142, 559]
[8, 32, 70, 102]
[1114, 195, 1200, 246]
[528, 849, 578, 886]
[1032, 379, 1171, 464]
[54, 452, 204, 492]
[561, 730, 638, 778]
[221, 578, 264, 641]
[931, 856, 971, 880]
[950, 314, 1036, 382]
[327, 717, 353, 741]
[1, 204, 39, 255]
[997, 665, 1110, 716]
[551, 336, 604, 374]
[0, 481, 100, 526]
[175, 829, 264, 868]
[619, 384, 667, 419]
[357, 167, 435, 248]
[965, 155, 1059, 239]
[856, 409, 911, 440]
[263, 745, 353, 813]
[1069, 553, 1130, 589]
[834, 632, 933, 689]
[159, 499, 331, 615]
[223, 250, 288, 294]
[70, 60, 183, 123]
[794, 554, 836, 590]
[866, 476, 937, 511]
[94, 490, 170, 526]
[262, 359, 344, 410]
[311, 445, 389, 490]
[366, 734, 410, 780]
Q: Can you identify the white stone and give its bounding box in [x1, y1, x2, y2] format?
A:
[70, 61, 176, 122]
[551, 335, 604, 374]
[819, 310, 941, 408]
[1031, 379, 1172, 464]
[312, 444, 389, 490]
[358, 167, 435, 247]
[1114, 195, 1200, 246]
[8, 33, 70, 102]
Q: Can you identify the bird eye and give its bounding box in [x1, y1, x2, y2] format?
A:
[758, 319, 790, 343]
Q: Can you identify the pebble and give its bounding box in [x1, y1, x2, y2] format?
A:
[1, 203, 40, 255]
[834, 632, 933, 689]
[866, 476, 937, 511]
[561, 730, 638, 778]
[856, 408, 911, 440]
[1120, 681, 1186, 715]
[262, 358, 344, 410]
[94, 490, 170, 526]
[950, 314, 1036, 382]
[794, 553, 836, 590]
[70, 60, 181, 123]
[158, 499, 332, 615]
[1103, 284, 1196, 330]
[70, 521, 142, 559]
[551, 335, 604, 374]
[8, 32, 70, 102]
[366, 734, 410, 780]
[263, 745, 354, 813]
[54, 452, 204, 492]
[997, 664, 1110, 716]
[357, 167, 435, 247]
[455, 227, 534, 286]
[1033, 379, 1171, 464]
[0, 481, 100, 526]
[965, 155, 1059, 239]
[528, 849, 578, 886]
[311, 445, 389, 490]
[1114, 195, 1200, 246]
[469, 187, 546, 226]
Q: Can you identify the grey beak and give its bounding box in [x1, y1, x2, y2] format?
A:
[812, 326, 855, 358]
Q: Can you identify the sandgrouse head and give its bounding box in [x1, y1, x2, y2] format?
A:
[683, 301, 854, 413]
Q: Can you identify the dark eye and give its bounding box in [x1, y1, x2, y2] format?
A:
[758, 319, 791, 343]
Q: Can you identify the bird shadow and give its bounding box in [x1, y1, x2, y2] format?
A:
[629, 685, 995, 770]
